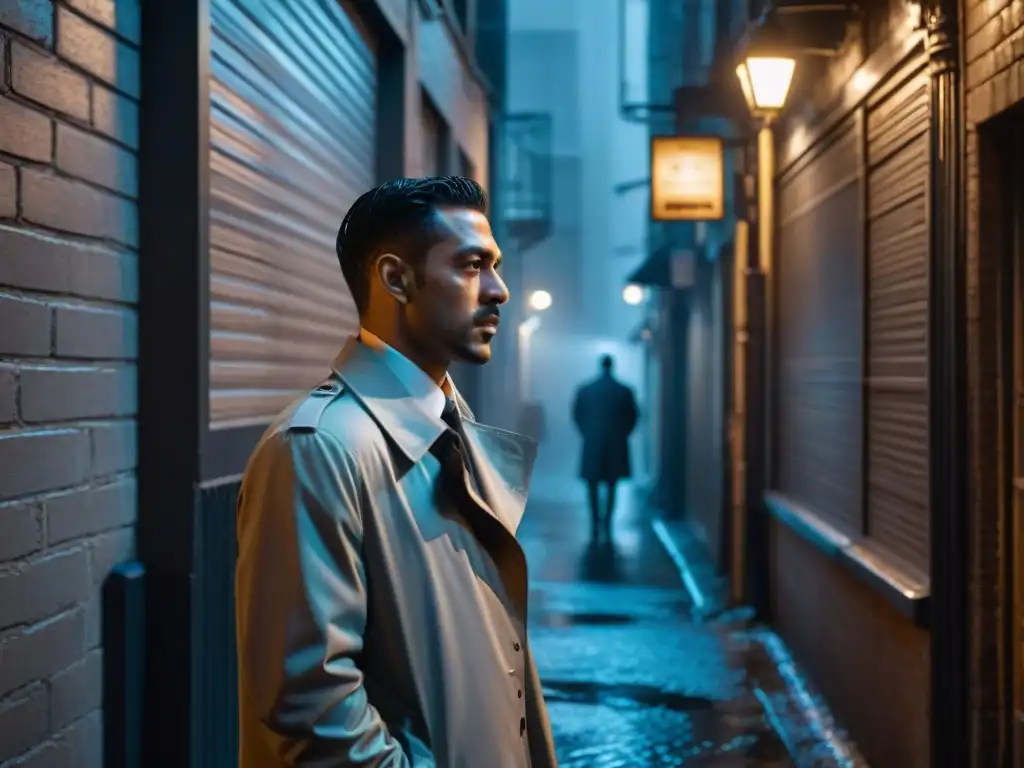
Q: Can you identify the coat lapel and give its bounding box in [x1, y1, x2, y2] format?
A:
[331, 338, 538, 537]
[459, 418, 538, 535]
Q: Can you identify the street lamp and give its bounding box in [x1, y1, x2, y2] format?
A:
[734, 13, 798, 121]
[622, 283, 645, 306]
[735, 56, 796, 118]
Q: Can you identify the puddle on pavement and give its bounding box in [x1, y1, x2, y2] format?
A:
[562, 611, 637, 625]
[542, 679, 793, 766]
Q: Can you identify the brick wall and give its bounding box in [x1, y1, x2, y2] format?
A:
[963, 0, 1024, 764]
[0, 1, 139, 765]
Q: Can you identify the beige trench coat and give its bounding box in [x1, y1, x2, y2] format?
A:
[235, 338, 557, 767]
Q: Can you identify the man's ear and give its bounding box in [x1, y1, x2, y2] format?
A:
[375, 253, 415, 304]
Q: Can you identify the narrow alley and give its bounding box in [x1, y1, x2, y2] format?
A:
[2, 0, 1021, 765]
[517, 493, 853, 767]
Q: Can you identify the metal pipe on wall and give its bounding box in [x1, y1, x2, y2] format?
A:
[730, 218, 750, 605]
[757, 124, 776, 490]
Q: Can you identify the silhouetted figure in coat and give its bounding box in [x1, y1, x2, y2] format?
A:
[571, 355, 639, 538]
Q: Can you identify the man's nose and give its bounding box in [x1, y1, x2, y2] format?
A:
[481, 269, 510, 305]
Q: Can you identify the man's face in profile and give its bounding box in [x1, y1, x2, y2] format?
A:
[404, 207, 509, 365]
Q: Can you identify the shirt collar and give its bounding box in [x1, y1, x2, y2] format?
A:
[358, 328, 450, 419]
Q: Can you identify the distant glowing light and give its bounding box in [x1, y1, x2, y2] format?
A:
[527, 289, 552, 312]
[622, 284, 645, 305]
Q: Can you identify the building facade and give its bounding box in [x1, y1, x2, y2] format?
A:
[0, 1, 141, 763]
[683, 0, 1023, 766]
[765, 6, 933, 761]
[0, 0, 515, 764]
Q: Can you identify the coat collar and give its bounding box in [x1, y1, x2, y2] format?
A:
[330, 337, 539, 533]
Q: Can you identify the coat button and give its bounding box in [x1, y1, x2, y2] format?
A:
[517, 689, 522, 699]
[519, 717, 526, 736]
[513, 641, 520, 651]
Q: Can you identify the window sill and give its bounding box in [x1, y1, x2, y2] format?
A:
[764, 492, 931, 628]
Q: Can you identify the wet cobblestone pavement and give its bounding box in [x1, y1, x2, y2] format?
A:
[518, 493, 799, 767]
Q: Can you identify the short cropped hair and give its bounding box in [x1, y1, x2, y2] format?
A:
[335, 176, 488, 313]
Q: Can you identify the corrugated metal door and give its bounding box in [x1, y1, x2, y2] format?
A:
[864, 56, 930, 571]
[776, 117, 863, 533]
[208, 0, 376, 428]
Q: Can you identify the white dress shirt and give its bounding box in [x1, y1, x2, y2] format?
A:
[358, 328, 453, 419]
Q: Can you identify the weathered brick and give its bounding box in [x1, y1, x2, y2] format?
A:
[0, 682, 49, 762]
[20, 364, 136, 422]
[21, 169, 138, 248]
[0, 163, 14, 218]
[0, 97, 52, 162]
[10, 742, 62, 768]
[10, 42, 90, 122]
[0, 225, 137, 302]
[89, 420, 136, 476]
[46, 478, 135, 545]
[54, 708, 101, 768]
[0, 609, 86, 697]
[0, 548, 90, 628]
[69, 248, 137, 304]
[0, 294, 51, 357]
[88, 524, 133, 582]
[53, 305, 137, 360]
[0, 501, 43, 561]
[56, 123, 137, 197]
[64, 0, 140, 45]
[91, 83, 138, 150]
[0, 6, 141, 755]
[0, 429, 90, 499]
[81, 594, 100, 650]
[48, 649, 101, 731]
[0, 227, 67, 294]
[0, 0, 53, 46]
[966, 16, 1001, 64]
[56, 7, 140, 98]
[0, 364, 15, 423]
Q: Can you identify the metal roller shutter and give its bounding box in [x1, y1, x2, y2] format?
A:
[864, 56, 930, 570]
[776, 117, 863, 534]
[208, 0, 376, 428]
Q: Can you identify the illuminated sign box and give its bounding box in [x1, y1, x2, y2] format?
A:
[650, 136, 725, 221]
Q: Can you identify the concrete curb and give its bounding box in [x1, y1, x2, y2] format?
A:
[650, 516, 870, 768]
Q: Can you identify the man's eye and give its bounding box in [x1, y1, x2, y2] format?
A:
[466, 259, 483, 271]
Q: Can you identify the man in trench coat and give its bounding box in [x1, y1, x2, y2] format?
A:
[235, 177, 557, 767]
[571, 355, 639, 538]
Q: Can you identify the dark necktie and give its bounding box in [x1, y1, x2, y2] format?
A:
[436, 399, 480, 497]
[440, 397, 463, 436]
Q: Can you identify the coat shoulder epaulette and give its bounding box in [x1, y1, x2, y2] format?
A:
[287, 377, 346, 431]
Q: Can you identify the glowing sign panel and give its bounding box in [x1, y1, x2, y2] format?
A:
[650, 136, 725, 221]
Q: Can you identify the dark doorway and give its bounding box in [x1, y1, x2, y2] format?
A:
[1010, 113, 1024, 768]
[991, 102, 1024, 766]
